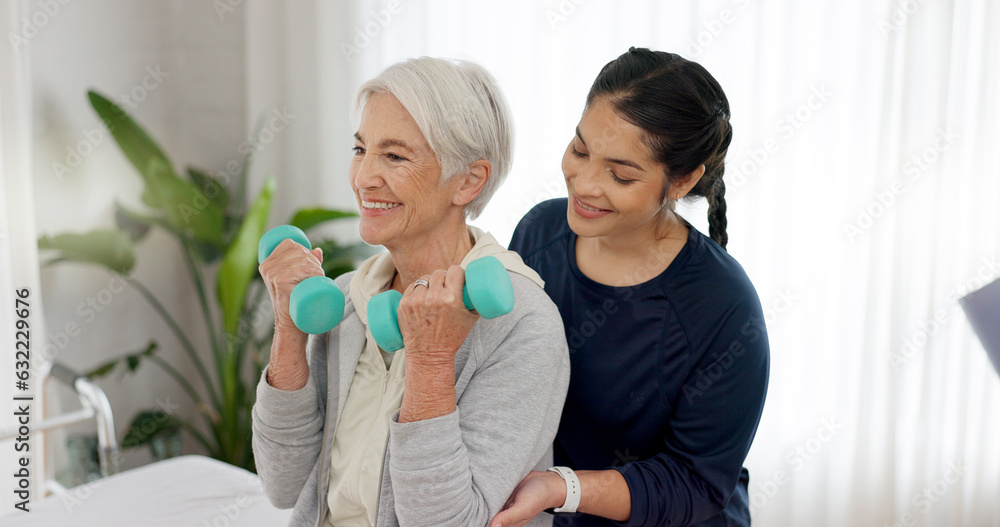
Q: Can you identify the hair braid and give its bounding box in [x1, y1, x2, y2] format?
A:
[707, 177, 728, 250]
[588, 48, 733, 249]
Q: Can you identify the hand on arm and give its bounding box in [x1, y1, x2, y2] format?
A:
[491, 469, 632, 527]
[258, 239, 325, 391]
[396, 266, 479, 423]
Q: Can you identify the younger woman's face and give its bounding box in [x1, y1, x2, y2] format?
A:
[562, 97, 669, 239]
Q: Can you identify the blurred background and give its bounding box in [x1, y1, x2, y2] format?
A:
[1, 0, 998, 525]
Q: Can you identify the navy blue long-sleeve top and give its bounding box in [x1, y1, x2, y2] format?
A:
[509, 199, 769, 527]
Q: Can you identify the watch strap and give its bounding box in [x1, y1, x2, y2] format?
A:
[547, 466, 581, 514]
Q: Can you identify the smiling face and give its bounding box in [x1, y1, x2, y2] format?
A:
[562, 97, 671, 240]
[349, 93, 465, 250]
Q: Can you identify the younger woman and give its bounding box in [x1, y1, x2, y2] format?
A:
[494, 48, 770, 527]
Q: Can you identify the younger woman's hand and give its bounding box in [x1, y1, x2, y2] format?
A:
[491, 470, 566, 527]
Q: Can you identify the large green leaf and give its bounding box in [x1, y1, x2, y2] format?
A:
[145, 158, 226, 248]
[114, 201, 165, 242]
[87, 90, 175, 199]
[115, 201, 221, 262]
[38, 229, 135, 274]
[289, 207, 358, 233]
[186, 167, 230, 214]
[217, 178, 275, 337]
[89, 91, 226, 248]
[122, 409, 182, 448]
[313, 239, 378, 278]
[187, 167, 238, 253]
[85, 341, 158, 380]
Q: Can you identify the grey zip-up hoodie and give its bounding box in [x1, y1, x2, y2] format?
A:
[252, 242, 570, 527]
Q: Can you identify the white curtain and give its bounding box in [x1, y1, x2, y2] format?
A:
[250, 1, 1000, 525]
[0, 0, 46, 511]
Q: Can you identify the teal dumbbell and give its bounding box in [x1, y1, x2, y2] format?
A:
[367, 255, 514, 353]
[258, 225, 345, 335]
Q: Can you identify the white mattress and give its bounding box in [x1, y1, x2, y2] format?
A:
[0, 455, 293, 526]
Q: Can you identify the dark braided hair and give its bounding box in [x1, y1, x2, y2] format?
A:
[586, 47, 733, 249]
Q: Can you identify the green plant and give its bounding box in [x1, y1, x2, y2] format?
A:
[38, 90, 372, 471]
[121, 408, 183, 460]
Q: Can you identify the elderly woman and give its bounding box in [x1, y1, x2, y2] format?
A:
[252, 57, 570, 527]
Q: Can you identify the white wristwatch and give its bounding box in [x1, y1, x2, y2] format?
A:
[547, 466, 581, 514]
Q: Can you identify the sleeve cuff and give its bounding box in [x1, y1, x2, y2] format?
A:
[610, 465, 647, 527]
[253, 365, 319, 429]
[388, 408, 462, 472]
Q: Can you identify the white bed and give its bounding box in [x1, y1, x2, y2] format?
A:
[0, 362, 291, 526]
[0, 455, 292, 526]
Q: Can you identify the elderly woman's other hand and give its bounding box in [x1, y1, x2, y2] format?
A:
[397, 264, 479, 423]
[399, 265, 479, 354]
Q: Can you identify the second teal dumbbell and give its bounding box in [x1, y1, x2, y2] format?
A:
[258, 225, 345, 335]
[367, 255, 514, 352]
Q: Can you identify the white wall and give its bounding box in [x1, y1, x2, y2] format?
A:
[31, 0, 247, 472]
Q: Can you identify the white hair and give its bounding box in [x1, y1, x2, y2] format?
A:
[352, 57, 514, 219]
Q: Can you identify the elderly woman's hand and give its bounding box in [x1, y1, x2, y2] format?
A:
[259, 239, 325, 332]
[259, 239, 324, 390]
[398, 265, 479, 356]
[396, 265, 480, 422]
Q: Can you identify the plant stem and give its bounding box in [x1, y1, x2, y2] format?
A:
[146, 355, 204, 409]
[235, 282, 268, 352]
[181, 241, 220, 357]
[123, 275, 221, 410]
[181, 241, 229, 415]
[148, 351, 223, 458]
[178, 421, 218, 458]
